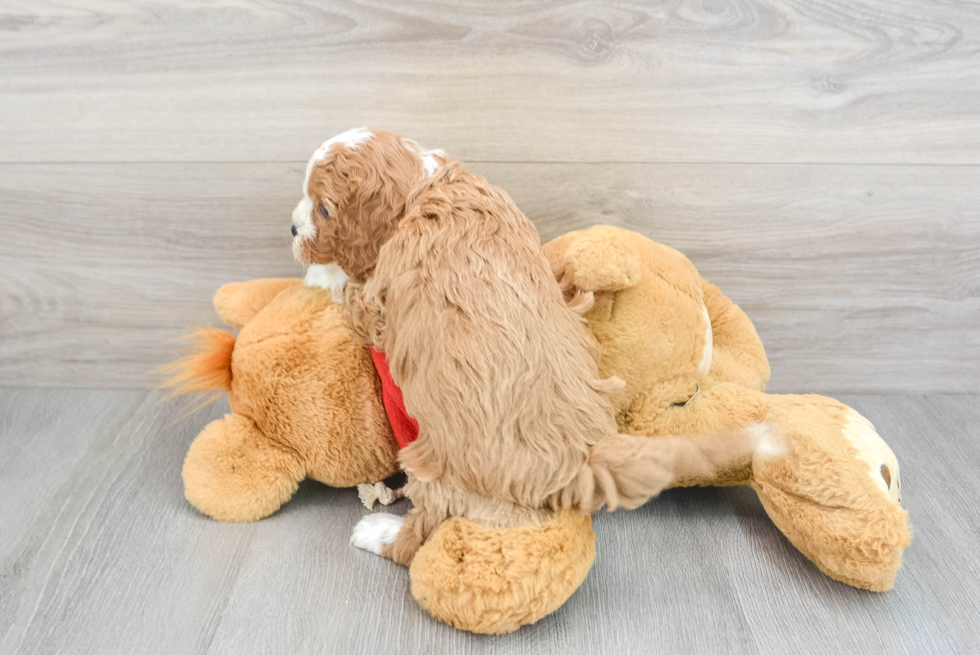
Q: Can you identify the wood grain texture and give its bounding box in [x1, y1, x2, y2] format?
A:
[1, 389, 978, 654]
[1, 162, 976, 392]
[1, 0, 979, 164]
[2, 1, 977, 651]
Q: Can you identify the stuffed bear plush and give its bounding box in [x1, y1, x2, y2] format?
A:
[166, 229, 910, 634]
[543, 225, 910, 592]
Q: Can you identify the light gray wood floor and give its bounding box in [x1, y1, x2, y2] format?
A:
[1, 389, 977, 654]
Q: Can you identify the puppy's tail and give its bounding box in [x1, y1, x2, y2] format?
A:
[157, 327, 236, 408]
[549, 425, 786, 514]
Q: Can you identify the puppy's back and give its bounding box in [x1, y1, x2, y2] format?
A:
[374, 163, 763, 513]
[373, 163, 616, 507]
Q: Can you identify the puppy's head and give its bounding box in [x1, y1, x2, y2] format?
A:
[291, 128, 445, 281]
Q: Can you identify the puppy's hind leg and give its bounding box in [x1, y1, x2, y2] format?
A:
[350, 512, 405, 559]
[350, 507, 438, 567]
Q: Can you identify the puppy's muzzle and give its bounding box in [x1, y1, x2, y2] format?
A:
[291, 225, 298, 237]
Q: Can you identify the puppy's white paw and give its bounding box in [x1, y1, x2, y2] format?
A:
[751, 422, 789, 459]
[350, 513, 403, 554]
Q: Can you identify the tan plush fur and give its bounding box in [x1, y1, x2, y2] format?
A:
[296, 130, 761, 566]
[544, 225, 911, 591]
[410, 511, 596, 635]
[164, 278, 399, 522]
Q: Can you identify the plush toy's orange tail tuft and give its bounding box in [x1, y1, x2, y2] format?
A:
[159, 328, 236, 405]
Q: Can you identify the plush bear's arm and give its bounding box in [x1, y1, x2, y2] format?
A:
[701, 280, 771, 390]
[213, 278, 302, 330]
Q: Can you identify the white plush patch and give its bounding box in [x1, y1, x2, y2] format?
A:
[698, 302, 713, 376]
[841, 408, 901, 502]
[750, 423, 789, 459]
[350, 513, 403, 554]
[421, 149, 445, 175]
[303, 263, 349, 303]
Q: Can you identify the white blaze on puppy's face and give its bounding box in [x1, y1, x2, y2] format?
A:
[310, 127, 375, 169]
[292, 197, 316, 239]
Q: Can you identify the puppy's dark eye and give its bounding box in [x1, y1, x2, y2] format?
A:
[318, 202, 330, 219]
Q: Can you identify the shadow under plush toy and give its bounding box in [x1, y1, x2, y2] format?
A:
[166, 227, 910, 633]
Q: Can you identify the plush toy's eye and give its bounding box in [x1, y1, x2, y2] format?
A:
[318, 202, 330, 219]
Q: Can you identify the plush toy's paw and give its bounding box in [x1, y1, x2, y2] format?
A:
[752, 396, 910, 591]
[182, 413, 305, 522]
[350, 513, 404, 555]
[409, 511, 595, 634]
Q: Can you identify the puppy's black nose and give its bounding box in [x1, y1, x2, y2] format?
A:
[291, 225, 298, 237]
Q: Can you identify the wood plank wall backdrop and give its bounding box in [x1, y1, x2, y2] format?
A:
[0, 0, 978, 392]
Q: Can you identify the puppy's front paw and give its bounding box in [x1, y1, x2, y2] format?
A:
[350, 513, 403, 555]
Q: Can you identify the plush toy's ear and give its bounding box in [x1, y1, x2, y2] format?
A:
[560, 226, 642, 293]
[213, 278, 302, 330]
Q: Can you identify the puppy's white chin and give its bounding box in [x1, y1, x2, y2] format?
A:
[292, 239, 308, 266]
[304, 263, 349, 303]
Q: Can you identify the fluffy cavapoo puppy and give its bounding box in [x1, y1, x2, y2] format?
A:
[292, 128, 776, 565]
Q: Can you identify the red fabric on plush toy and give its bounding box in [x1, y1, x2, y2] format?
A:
[370, 347, 419, 449]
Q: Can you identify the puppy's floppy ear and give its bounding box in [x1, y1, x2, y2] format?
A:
[333, 137, 423, 281]
[334, 189, 405, 280]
